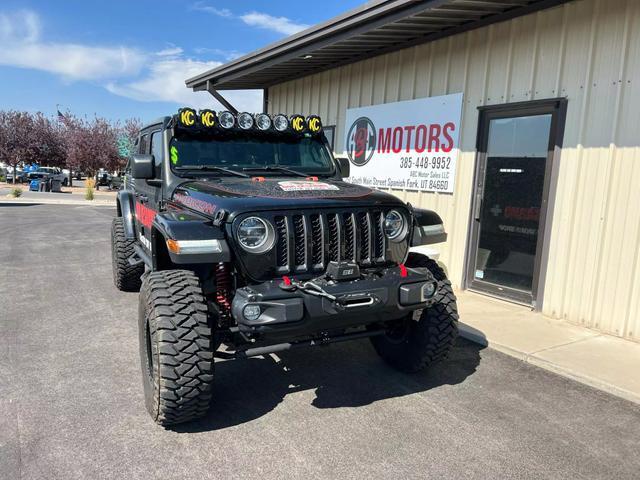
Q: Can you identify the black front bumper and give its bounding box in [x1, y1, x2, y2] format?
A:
[231, 266, 437, 339]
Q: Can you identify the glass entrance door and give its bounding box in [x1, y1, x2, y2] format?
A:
[466, 100, 565, 306]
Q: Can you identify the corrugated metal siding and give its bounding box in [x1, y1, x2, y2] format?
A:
[267, 0, 640, 341]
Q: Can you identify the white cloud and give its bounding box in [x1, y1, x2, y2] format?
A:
[0, 9, 263, 112]
[107, 58, 262, 112]
[191, 3, 308, 36]
[190, 2, 232, 17]
[239, 11, 308, 36]
[156, 46, 183, 57]
[193, 47, 243, 61]
[0, 10, 144, 80]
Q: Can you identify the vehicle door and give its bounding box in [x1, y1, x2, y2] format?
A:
[133, 130, 154, 251]
[134, 127, 164, 252]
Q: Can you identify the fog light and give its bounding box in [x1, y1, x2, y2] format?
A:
[243, 304, 261, 321]
[422, 282, 437, 300]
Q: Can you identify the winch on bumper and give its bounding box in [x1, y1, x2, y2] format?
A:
[231, 263, 438, 338]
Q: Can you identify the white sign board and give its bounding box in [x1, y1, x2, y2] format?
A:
[343, 93, 463, 193]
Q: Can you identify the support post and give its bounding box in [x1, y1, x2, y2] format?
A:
[205, 80, 238, 114]
[262, 88, 269, 114]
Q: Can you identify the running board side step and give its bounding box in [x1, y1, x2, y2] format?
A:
[129, 245, 152, 268]
[214, 328, 386, 360]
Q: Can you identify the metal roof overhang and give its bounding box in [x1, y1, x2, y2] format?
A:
[186, 0, 570, 92]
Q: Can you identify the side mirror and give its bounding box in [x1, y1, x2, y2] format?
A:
[411, 208, 447, 246]
[335, 156, 350, 178]
[131, 154, 154, 179]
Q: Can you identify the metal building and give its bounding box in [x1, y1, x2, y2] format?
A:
[187, 0, 640, 341]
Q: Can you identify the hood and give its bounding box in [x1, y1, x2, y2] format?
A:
[170, 177, 405, 218]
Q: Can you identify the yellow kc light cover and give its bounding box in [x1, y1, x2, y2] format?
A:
[307, 115, 322, 134]
[199, 109, 217, 128]
[178, 107, 196, 127]
[290, 114, 306, 133]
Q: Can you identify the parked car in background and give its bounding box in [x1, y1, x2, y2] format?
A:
[28, 167, 68, 186]
[95, 169, 111, 187]
[62, 169, 73, 185]
[108, 172, 125, 190]
[6, 168, 28, 183]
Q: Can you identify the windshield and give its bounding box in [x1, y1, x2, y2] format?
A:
[169, 134, 335, 176]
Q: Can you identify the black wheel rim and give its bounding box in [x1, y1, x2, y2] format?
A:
[384, 315, 412, 344]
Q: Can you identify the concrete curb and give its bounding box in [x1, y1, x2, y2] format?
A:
[458, 323, 640, 405]
[1, 197, 114, 207]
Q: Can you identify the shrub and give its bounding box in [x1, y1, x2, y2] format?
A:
[10, 187, 22, 198]
[85, 186, 94, 201]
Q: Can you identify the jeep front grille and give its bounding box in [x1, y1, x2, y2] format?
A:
[273, 210, 387, 274]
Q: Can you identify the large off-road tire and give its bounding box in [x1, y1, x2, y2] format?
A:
[370, 253, 458, 372]
[139, 270, 215, 426]
[111, 217, 143, 292]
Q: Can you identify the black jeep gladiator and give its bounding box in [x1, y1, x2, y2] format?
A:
[112, 108, 458, 426]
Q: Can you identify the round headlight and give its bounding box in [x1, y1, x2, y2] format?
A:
[237, 217, 275, 253]
[255, 113, 272, 131]
[384, 210, 406, 241]
[219, 111, 235, 129]
[273, 114, 289, 132]
[238, 112, 254, 130]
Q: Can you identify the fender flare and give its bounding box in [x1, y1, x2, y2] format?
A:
[116, 190, 136, 240]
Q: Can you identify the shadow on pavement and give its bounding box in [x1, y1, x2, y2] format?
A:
[174, 337, 483, 433]
[0, 203, 42, 207]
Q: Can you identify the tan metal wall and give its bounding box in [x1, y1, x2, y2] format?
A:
[267, 0, 640, 341]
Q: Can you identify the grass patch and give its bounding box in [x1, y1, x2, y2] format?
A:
[85, 178, 95, 200]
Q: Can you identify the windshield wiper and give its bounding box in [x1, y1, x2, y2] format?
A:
[175, 165, 250, 178]
[242, 166, 310, 178]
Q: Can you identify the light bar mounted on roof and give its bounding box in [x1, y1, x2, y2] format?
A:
[174, 108, 323, 135]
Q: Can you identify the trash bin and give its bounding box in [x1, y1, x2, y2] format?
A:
[50, 179, 62, 192]
[30, 179, 40, 191]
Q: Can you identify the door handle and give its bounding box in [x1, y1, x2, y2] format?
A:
[474, 194, 483, 221]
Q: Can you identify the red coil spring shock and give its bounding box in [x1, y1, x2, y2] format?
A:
[215, 262, 232, 324]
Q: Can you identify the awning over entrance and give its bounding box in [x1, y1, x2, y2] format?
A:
[186, 0, 569, 92]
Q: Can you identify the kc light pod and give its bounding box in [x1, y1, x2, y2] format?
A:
[273, 114, 289, 132]
[255, 113, 272, 131]
[306, 115, 322, 134]
[237, 112, 254, 130]
[219, 111, 235, 129]
[199, 109, 217, 128]
[178, 107, 197, 127]
[290, 114, 306, 133]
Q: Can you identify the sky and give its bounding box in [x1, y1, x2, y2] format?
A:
[0, 0, 363, 124]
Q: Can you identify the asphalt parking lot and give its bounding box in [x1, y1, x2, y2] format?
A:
[1, 204, 640, 480]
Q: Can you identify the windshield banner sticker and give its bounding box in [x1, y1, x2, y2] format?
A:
[278, 181, 340, 192]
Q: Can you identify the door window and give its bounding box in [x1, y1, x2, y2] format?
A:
[150, 131, 163, 177]
[475, 115, 551, 292]
[466, 100, 565, 306]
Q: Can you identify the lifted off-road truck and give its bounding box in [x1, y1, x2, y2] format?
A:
[112, 108, 458, 426]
